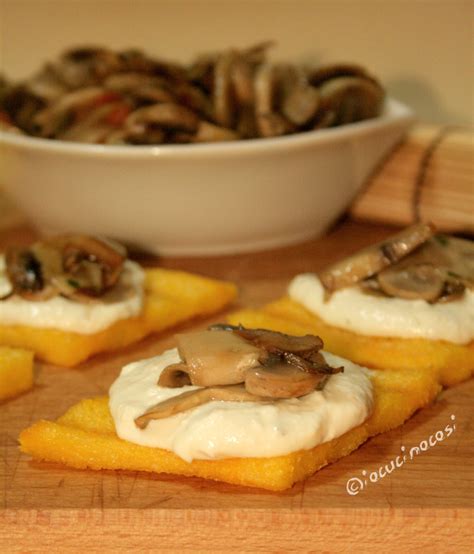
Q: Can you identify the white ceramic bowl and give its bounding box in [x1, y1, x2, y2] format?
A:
[0, 98, 413, 256]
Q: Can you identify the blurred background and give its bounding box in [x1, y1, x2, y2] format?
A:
[1, 0, 473, 125]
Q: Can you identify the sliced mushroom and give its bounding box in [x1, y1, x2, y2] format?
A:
[173, 82, 213, 117]
[168, 131, 194, 144]
[52, 235, 126, 299]
[61, 235, 125, 280]
[103, 73, 174, 105]
[193, 121, 239, 143]
[438, 279, 466, 303]
[53, 261, 105, 301]
[3, 235, 129, 303]
[253, 63, 295, 137]
[236, 105, 258, 138]
[254, 63, 279, 115]
[126, 127, 166, 145]
[5, 249, 42, 299]
[318, 76, 384, 124]
[319, 223, 435, 293]
[312, 109, 336, 129]
[377, 263, 445, 302]
[440, 236, 474, 290]
[373, 235, 474, 302]
[55, 47, 122, 88]
[32, 86, 107, 137]
[158, 363, 192, 388]
[279, 66, 320, 126]
[5, 243, 62, 300]
[174, 330, 264, 386]
[0, 112, 24, 134]
[2, 44, 387, 145]
[245, 362, 328, 399]
[231, 56, 254, 106]
[129, 86, 174, 105]
[59, 102, 125, 142]
[281, 84, 320, 126]
[210, 324, 323, 356]
[308, 63, 382, 89]
[188, 53, 216, 92]
[0, 256, 13, 299]
[135, 384, 267, 428]
[1, 85, 46, 134]
[103, 128, 128, 144]
[26, 64, 68, 102]
[213, 50, 236, 128]
[282, 351, 343, 375]
[102, 73, 167, 93]
[125, 103, 199, 133]
[241, 41, 275, 65]
[256, 112, 293, 138]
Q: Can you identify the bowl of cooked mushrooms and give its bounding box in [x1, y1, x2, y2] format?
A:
[0, 44, 414, 255]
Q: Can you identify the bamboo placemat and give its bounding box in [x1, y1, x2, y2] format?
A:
[350, 124, 474, 234]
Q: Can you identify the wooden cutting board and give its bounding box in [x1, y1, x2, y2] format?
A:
[0, 221, 472, 553]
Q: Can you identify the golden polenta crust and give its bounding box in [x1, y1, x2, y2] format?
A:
[0, 269, 237, 367]
[0, 346, 34, 401]
[19, 367, 440, 491]
[227, 297, 474, 387]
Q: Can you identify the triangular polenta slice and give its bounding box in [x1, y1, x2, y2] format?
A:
[19, 366, 440, 491]
[0, 269, 236, 367]
[0, 346, 34, 401]
[227, 299, 474, 388]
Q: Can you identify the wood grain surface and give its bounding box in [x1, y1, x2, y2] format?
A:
[350, 124, 474, 233]
[0, 221, 472, 553]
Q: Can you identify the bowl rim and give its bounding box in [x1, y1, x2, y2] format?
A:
[0, 97, 414, 159]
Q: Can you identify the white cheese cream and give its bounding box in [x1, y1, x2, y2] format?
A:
[289, 273, 474, 345]
[0, 257, 144, 334]
[109, 348, 374, 462]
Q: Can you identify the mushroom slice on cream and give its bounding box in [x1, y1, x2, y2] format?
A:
[6, 244, 61, 301]
[157, 363, 193, 388]
[210, 323, 323, 356]
[59, 235, 126, 289]
[159, 330, 264, 387]
[245, 363, 329, 399]
[318, 222, 435, 293]
[2, 234, 128, 303]
[135, 385, 268, 428]
[374, 236, 474, 302]
[282, 350, 343, 375]
[147, 326, 343, 423]
[377, 263, 444, 302]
